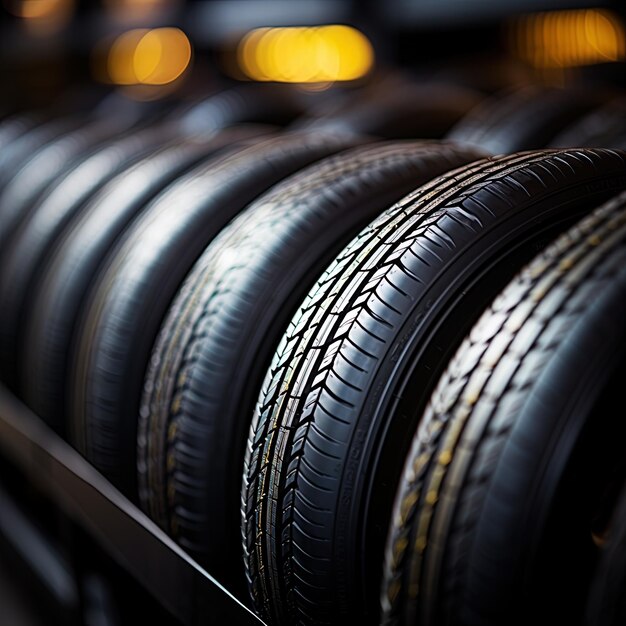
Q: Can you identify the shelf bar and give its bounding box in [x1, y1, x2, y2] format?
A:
[0, 386, 264, 626]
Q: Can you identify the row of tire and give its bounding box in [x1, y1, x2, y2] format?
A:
[0, 81, 624, 626]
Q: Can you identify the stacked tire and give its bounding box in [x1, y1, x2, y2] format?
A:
[242, 152, 626, 625]
[0, 82, 624, 625]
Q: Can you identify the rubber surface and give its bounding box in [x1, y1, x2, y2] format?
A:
[0, 124, 173, 388]
[381, 190, 626, 626]
[21, 128, 268, 434]
[292, 81, 482, 139]
[0, 113, 44, 155]
[550, 96, 626, 150]
[242, 149, 626, 626]
[137, 140, 484, 594]
[69, 131, 362, 501]
[447, 86, 609, 154]
[0, 115, 85, 192]
[178, 83, 307, 136]
[0, 115, 138, 253]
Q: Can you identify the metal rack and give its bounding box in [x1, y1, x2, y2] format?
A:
[0, 385, 263, 625]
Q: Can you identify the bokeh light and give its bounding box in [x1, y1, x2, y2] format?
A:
[105, 27, 192, 86]
[511, 9, 626, 68]
[237, 25, 374, 83]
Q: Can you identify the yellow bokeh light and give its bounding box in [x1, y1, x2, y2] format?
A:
[134, 29, 164, 83]
[511, 9, 625, 69]
[106, 27, 192, 86]
[237, 25, 374, 83]
[107, 29, 146, 85]
[239, 27, 270, 81]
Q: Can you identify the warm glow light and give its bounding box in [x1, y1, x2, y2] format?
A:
[511, 9, 626, 68]
[237, 25, 374, 83]
[5, 0, 74, 32]
[106, 27, 192, 86]
[18, 0, 60, 17]
[103, 0, 178, 21]
[107, 29, 146, 85]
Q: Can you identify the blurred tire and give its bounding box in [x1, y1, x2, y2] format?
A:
[69, 131, 362, 500]
[0, 115, 142, 252]
[0, 115, 84, 191]
[550, 96, 626, 150]
[292, 80, 482, 139]
[0, 124, 173, 388]
[19, 127, 267, 434]
[447, 86, 609, 154]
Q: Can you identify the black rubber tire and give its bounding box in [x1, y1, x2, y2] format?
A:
[0, 115, 139, 253]
[292, 81, 482, 139]
[137, 140, 484, 594]
[550, 96, 626, 150]
[446, 86, 609, 154]
[20, 127, 267, 434]
[380, 191, 626, 626]
[0, 113, 45, 155]
[586, 480, 626, 626]
[177, 83, 308, 135]
[0, 124, 174, 388]
[69, 131, 362, 501]
[0, 115, 85, 191]
[242, 149, 626, 626]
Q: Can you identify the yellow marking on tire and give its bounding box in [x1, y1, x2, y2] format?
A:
[400, 491, 418, 520]
[425, 490, 438, 506]
[439, 450, 452, 466]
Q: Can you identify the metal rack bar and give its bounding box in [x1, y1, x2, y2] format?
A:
[0, 385, 264, 626]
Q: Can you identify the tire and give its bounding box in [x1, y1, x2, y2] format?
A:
[20, 127, 267, 434]
[550, 96, 626, 150]
[381, 190, 626, 626]
[137, 140, 484, 595]
[0, 115, 85, 191]
[242, 149, 626, 626]
[292, 81, 482, 139]
[0, 115, 139, 253]
[178, 83, 307, 135]
[0, 124, 172, 388]
[586, 480, 626, 626]
[0, 113, 44, 154]
[447, 86, 609, 154]
[69, 131, 362, 501]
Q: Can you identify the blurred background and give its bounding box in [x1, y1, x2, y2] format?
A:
[1, 0, 624, 115]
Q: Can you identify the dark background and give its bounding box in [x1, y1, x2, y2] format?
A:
[1, 0, 625, 112]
